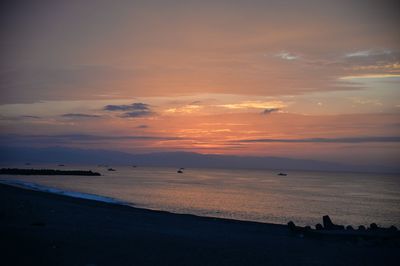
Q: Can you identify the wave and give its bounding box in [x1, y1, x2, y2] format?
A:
[0, 179, 130, 206]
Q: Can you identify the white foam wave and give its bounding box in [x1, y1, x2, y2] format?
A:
[0, 179, 129, 206]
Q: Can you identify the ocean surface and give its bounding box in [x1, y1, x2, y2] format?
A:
[1, 164, 399, 227]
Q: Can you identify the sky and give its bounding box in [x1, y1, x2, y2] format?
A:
[1, 0, 399, 167]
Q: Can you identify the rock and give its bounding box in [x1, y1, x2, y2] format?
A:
[322, 215, 345, 230]
[369, 223, 378, 231]
[315, 223, 323, 230]
[323, 215, 334, 230]
[389, 225, 398, 232]
[287, 221, 296, 231]
[336, 225, 345, 230]
[346, 225, 354, 231]
[358, 225, 366, 231]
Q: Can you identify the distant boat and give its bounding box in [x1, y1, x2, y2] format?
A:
[58, 164, 65, 167]
[277, 172, 287, 176]
[177, 168, 184, 173]
[132, 165, 137, 168]
[108, 168, 116, 171]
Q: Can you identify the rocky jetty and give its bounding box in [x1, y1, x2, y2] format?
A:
[0, 168, 101, 176]
[288, 215, 400, 244]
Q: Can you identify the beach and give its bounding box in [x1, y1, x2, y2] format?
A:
[0, 183, 399, 266]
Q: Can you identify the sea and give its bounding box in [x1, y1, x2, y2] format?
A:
[1, 164, 399, 227]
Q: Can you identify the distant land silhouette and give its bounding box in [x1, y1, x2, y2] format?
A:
[0, 168, 101, 176]
[0, 146, 398, 173]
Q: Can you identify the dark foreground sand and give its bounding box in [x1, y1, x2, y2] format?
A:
[0, 184, 399, 266]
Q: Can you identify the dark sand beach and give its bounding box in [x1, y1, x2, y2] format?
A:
[0, 183, 399, 266]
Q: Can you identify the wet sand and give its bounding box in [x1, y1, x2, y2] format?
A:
[0, 183, 398, 266]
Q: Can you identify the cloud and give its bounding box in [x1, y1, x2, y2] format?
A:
[275, 51, 299, 61]
[339, 74, 400, 80]
[61, 113, 101, 118]
[236, 136, 400, 143]
[345, 49, 392, 58]
[104, 102, 150, 111]
[120, 110, 154, 118]
[350, 98, 382, 106]
[137, 124, 149, 128]
[261, 108, 280, 115]
[343, 49, 400, 72]
[0, 115, 41, 121]
[337, 49, 400, 81]
[0, 134, 183, 146]
[349, 63, 400, 71]
[21, 115, 40, 119]
[104, 102, 154, 118]
[164, 103, 202, 114]
[52, 134, 179, 141]
[345, 51, 371, 58]
[217, 101, 287, 110]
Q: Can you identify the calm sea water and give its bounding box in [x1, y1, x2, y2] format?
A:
[1, 164, 399, 227]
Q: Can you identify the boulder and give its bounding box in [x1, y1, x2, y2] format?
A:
[369, 223, 378, 231]
[358, 225, 366, 231]
[315, 223, 323, 230]
[288, 221, 296, 231]
[389, 225, 398, 232]
[323, 215, 334, 230]
[346, 225, 354, 231]
[322, 215, 344, 230]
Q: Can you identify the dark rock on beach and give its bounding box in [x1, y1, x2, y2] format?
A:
[370, 223, 378, 231]
[287, 221, 296, 231]
[346, 225, 354, 231]
[323, 215, 345, 230]
[315, 223, 323, 230]
[389, 226, 398, 232]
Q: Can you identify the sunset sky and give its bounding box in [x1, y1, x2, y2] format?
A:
[1, 0, 399, 167]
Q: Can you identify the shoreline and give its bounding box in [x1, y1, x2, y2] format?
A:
[1, 183, 399, 265]
[0, 179, 129, 206]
